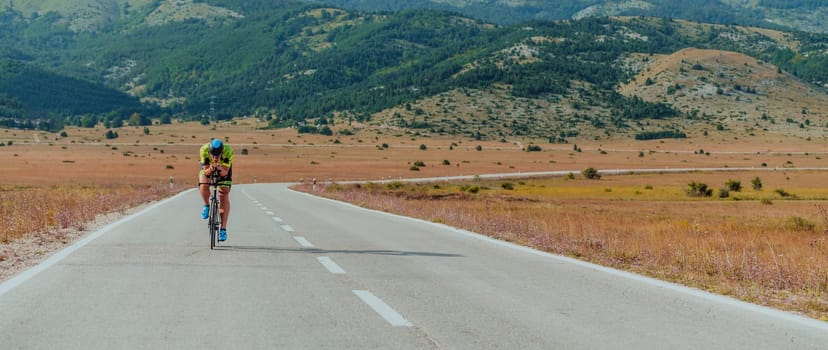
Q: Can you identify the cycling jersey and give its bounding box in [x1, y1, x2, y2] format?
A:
[200, 143, 234, 168]
[199, 142, 234, 186]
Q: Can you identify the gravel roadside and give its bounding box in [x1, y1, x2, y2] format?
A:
[0, 202, 153, 283]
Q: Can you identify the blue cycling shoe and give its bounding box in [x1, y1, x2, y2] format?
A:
[218, 228, 227, 242]
[201, 205, 209, 219]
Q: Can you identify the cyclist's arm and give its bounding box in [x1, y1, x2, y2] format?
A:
[220, 147, 233, 168]
[199, 144, 220, 176]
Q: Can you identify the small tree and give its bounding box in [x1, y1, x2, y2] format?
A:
[724, 179, 742, 192]
[751, 177, 763, 191]
[105, 130, 119, 139]
[582, 167, 601, 180]
[687, 181, 713, 197]
[419, 144, 427, 150]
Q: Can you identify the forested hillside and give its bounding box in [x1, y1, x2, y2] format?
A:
[0, 60, 142, 130]
[0, 0, 826, 139]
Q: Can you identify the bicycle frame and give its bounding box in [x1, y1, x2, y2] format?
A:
[208, 171, 222, 249]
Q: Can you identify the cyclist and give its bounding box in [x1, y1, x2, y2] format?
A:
[199, 138, 233, 241]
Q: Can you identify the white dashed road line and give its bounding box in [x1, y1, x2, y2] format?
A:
[353, 290, 412, 327]
[317, 257, 346, 274]
[293, 236, 314, 248]
[244, 194, 410, 328]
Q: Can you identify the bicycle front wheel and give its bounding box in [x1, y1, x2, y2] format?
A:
[209, 196, 219, 249]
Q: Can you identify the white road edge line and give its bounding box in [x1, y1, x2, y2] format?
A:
[272, 217, 283, 223]
[265, 211, 274, 216]
[353, 290, 412, 327]
[0, 189, 194, 298]
[280, 224, 294, 232]
[293, 187, 828, 331]
[317, 256, 346, 274]
[294, 236, 314, 248]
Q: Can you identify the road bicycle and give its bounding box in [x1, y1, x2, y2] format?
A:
[207, 171, 222, 249]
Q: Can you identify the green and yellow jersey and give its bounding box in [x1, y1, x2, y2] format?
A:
[199, 143, 234, 168]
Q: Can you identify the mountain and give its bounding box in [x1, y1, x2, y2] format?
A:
[299, 0, 828, 33]
[7, 1, 828, 33]
[0, 0, 826, 141]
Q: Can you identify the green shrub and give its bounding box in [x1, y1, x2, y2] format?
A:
[386, 181, 405, 189]
[787, 217, 815, 232]
[501, 182, 515, 190]
[724, 179, 742, 192]
[774, 188, 792, 197]
[752, 177, 763, 191]
[582, 167, 601, 179]
[687, 181, 713, 197]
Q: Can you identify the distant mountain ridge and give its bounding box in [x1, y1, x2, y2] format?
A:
[0, 0, 826, 142]
[5, 0, 828, 33]
[299, 0, 828, 33]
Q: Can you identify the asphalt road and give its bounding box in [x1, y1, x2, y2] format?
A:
[1, 183, 827, 349]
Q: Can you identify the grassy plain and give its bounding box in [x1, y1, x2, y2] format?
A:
[2, 118, 828, 320]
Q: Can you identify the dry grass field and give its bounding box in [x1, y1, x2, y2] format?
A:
[3, 117, 828, 321]
[303, 172, 828, 321]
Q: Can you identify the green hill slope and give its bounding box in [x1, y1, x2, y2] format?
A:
[0, 60, 142, 130]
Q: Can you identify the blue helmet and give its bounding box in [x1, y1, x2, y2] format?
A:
[209, 139, 224, 156]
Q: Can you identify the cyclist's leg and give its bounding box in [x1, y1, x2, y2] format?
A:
[198, 170, 211, 219]
[218, 186, 230, 229]
[199, 171, 211, 204]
